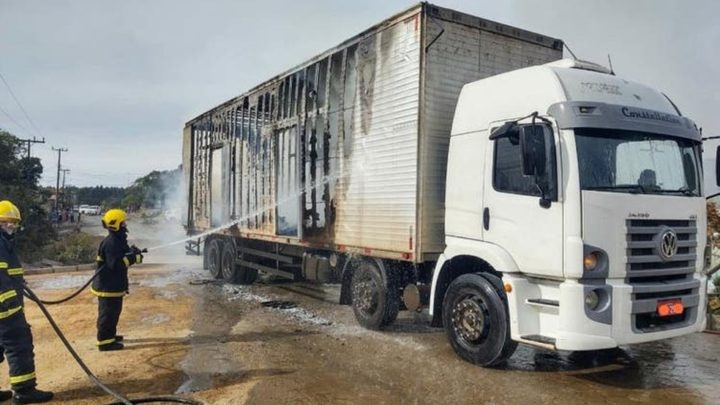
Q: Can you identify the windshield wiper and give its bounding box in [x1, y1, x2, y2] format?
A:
[651, 187, 696, 196]
[585, 185, 646, 194]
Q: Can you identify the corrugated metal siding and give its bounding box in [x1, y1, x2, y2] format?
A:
[419, 17, 563, 258]
[186, 10, 422, 257]
[334, 14, 421, 252]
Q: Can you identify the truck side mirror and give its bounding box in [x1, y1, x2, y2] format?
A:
[715, 145, 720, 187]
[520, 125, 547, 177]
[489, 121, 518, 140]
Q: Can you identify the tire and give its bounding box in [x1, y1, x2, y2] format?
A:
[241, 266, 258, 285]
[220, 242, 240, 283]
[350, 260, 399, 330]
[220, 241, 258, 285]
[442, 273, 517, 366]
[206, 239, 222, 279]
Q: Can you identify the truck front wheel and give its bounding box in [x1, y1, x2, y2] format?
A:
[206, 239, 222, 279]
[442, 273, 517, 366]
[350, 260, 399, 330]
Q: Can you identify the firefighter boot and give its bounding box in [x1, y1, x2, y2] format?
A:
[98, 341, 124, 352]
[12, 387, 53, 404]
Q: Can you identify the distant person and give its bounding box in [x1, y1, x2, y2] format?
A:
[0, 201, 54, 404]
[92, 209, 144, 351]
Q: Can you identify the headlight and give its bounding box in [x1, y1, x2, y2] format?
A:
[584, 290, 600, 310]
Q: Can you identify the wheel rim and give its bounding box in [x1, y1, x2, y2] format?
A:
[352, 269, 379, 315]
[451, 294, 490, 345]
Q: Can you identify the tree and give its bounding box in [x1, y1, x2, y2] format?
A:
[122, 168, 181, 210]
[0, 130, 55, 259]
[65, 185, 125, 207]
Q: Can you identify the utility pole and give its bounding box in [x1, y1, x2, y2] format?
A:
[18, 136, 45, 159]
[52, 147, 68, 212]
[61, 168, 70, 208]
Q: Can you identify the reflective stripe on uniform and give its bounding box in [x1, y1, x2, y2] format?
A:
[7, 267, 23, 276]
[90, 288, 126, 298]
[96, 255, 104, 262]
[0, 306, 22, 319]
[122, 257, 130, 266]
[0, 262, 7, 269]
[97, 338, 116, 346]
[0, 289, 18, 302]
[9, 371, 36, 385]
[136, 254, 142, 264]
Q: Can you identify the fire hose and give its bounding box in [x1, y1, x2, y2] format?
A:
[19, 249, 204, 404]
[35, 247, 146, 305]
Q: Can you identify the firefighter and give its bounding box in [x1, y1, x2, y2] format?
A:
[0, 200, 54, 404]
[93, 209, 143, 352]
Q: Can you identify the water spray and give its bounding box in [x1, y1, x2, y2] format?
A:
[146, 168, 353, 252]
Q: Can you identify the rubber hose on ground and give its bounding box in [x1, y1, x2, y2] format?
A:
[21, 284, 204, 404]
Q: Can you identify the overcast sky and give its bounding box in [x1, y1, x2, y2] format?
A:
[0, 0, 717, 187]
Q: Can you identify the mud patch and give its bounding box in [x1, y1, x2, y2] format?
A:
[177, 284, 246, 395]
[261, 300, 297, 309]
[224, 286, 332, 326]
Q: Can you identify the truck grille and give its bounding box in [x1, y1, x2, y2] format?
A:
[626, 219, 700, 332]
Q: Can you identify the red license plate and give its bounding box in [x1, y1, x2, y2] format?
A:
[657, 300, 684, 317]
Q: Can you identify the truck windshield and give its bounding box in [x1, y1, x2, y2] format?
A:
[576, 128, 701, 196]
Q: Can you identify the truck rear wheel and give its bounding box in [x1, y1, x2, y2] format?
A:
[206, 239, 222, 279]
[220, 241, 258, 285]
[442, 273, 517, 366]
[350, 260, 399, 330]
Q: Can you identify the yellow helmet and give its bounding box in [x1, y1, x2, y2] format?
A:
[102, 208, 127, 231]
[0, 200, 21, 223]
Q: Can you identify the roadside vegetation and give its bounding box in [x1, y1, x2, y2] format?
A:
[1, 129, 179, 266]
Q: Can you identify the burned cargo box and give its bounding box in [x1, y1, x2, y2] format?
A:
[182, 3, 563, 263]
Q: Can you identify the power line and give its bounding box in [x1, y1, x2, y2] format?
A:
[0, 67, 43, 138]
[0, 102, 31, 135]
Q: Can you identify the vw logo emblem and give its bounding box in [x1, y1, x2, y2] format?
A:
[658, 229, 678, 259]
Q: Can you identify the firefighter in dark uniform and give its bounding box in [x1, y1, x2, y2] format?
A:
[93, 209, 143, 351]
[0, 200, 53, 404]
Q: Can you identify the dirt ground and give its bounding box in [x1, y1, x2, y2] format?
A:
[7, 218, 720, 404]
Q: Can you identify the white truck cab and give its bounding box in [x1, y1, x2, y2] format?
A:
[432, 58, 707, 365]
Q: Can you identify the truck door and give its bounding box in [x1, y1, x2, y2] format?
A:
[482, 123, 563, 277]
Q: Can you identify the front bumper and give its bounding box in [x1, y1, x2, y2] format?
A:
[505, 273, 707, 351]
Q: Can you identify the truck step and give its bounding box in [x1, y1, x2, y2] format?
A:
[525, 298, 559, 308]
[520, 334, 557, 350]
